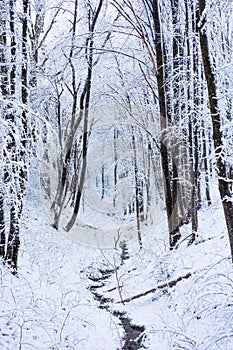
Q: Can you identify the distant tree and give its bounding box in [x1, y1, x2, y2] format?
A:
[39, 0, 110, 232]
[111, 0, 216, 248]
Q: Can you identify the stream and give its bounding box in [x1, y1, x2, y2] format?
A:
[88, 270, 146, 350]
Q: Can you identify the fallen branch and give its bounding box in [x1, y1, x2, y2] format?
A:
[118, 272, 192, 304]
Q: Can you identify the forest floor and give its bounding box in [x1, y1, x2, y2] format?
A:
[0, 165, 233, 350]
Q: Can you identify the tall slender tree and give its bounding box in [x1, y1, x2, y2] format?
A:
[0, 0, 8, 259]
[198, 0, 233, 260]
[6, 0, 30, 270]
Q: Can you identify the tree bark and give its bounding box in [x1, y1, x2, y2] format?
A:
[0, 192, 5, 259]
[0, 0, 8, 260]
[6, 0, 29, 270]
[152, 0, 181, 248]
[131, 127, 142, 248]
[65, 0, 103, 232]
[198, 0, 233, 260]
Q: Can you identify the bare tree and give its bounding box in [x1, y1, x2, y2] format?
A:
[0, 0, 9, 259]
[198, 0, 233, 260]
[0, 0, 31, 270]
[5, 0, 30, 270]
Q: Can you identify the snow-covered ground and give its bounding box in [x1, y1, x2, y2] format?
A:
[1, 165, 233, 350]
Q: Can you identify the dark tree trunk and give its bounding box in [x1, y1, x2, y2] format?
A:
[101, 165, 105, 200]
[6, 0, 29, 270]
[113, 128, 118, 208]
[202, 124, 211, 206]
[6, 202, 22, 270]
[51, 0, 81, 229]
[9, 0, 16, 96]
[184, 0, 201, 243]
[29, 0, 45, 88]
[65, 1, 103, 232]
[198, 0, 233, 260]
[5, 0, 18, 269]
[170, 0, 184, 241]
[0, 193, 5, 259]
[0, 0, 8, 260]
[152, 0, 181, 248]
[131, 127, 142, 248]
[0, 1, 8, 97]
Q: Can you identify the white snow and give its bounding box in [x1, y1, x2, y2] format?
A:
[1, 166, 233, 350]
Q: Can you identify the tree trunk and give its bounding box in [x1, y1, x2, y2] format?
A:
[131, 127, 142, 248]
[0, 192, 5, 259]
[65, 1, 104, 232]
[198, 0, 233, 260]
[0, 0, 8, 260]
[6, 0, 29, 270]
[202, 124, 211, 206]
[51, 0, 81, 229]
[152, 0, 181, 248]
[6, 202, 22, 270]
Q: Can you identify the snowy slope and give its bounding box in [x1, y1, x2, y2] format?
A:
[1, 165, 233, 350]
[0, 165, 123, 350]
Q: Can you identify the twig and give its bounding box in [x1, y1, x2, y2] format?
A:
[111, 0, 158, 76]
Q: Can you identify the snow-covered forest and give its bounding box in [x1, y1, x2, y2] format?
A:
[0, 0, 233, 349]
